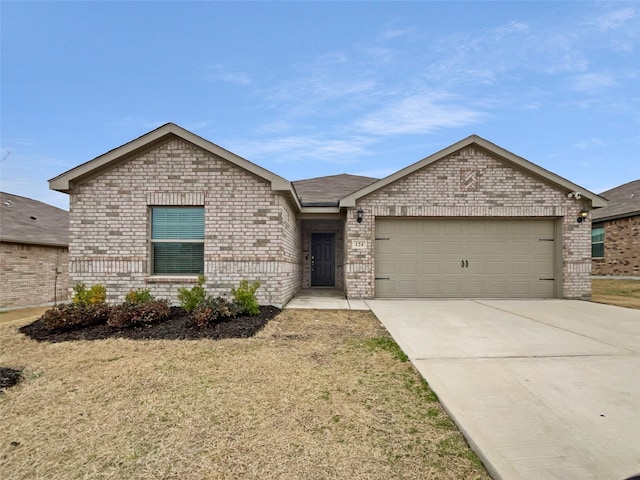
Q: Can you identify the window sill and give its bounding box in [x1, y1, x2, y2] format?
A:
[145, 276, 201, 284]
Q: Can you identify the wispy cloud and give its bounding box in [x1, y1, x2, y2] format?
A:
[355, 92, 483, 136]
[570, 73, 618, 92]
[574, 138, 605, 149]
[592, 7, 635, 31]
[205, 65, 252, 86]
[229, 134, 375, 165]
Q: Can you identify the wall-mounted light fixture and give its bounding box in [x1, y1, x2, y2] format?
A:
[356, 208, 364, 223]
[577, 208, 589, 223]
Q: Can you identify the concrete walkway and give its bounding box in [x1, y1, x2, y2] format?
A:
[285, 289, 369, 310]
[367, 299, 640, 480]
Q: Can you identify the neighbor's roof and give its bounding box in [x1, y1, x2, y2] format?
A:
[0, 192, 69, 247]
[293, 174, 378, 207]
[592, 179, 640, 222]
[339, 134, 607, 209]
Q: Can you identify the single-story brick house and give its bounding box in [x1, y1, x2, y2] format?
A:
[591, 179, 639, 276]
[49, 123, 606, 306]
[0, 192, 69, 309]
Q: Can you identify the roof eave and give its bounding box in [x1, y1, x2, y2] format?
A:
[592, 210, 640, 223]
[299, 206, 341, 214]
[49, 124, 300, 209]
[339, 135, 607, 208]
[1, 237, 68, 248]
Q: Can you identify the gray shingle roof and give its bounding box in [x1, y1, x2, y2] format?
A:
[292, 174, 379, 206]
[592, 179, 640, 222]
[0, 192, 69, 247]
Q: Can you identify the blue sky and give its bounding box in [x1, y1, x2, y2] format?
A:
[1, 1, 638, 210]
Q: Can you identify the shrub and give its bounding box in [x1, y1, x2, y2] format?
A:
[125, 288, 154, 304]
[73, 283, 107, 305]
[192, 296, 240, 329]
[40, 303, 110, 332]
[107, 300, 171, 329]
[231, 280, 261, 316]
[177, 274, 207, 313]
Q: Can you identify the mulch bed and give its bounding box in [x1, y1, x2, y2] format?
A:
[0, 367, 23, 393]
[18, 306, 281, 343]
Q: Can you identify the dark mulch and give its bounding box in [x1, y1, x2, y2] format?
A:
[18, 306, 281, 343]
[0, 367, 23, 393]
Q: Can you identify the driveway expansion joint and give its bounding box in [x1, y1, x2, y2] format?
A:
[471, 299, 636, 354]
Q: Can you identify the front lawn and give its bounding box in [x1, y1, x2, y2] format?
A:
[0, 309, 488, 480]
[592, 278, 640, 309]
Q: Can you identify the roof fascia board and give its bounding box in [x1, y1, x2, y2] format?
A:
[339, 134, 607, 208]
[470, 136, 607, 208]
[592, 211, 640, 223]
[1, 238, 68, 248]
[299, 206, 341, 215]
[49, 123, 301, 211]
[49, 124, 175, 192]
[339, 137, 472, 207]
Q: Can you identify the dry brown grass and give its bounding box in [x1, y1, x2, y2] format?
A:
[592, 279, 640, 309]
[0, 309, 488, 480]
[0, 306, 50, 326]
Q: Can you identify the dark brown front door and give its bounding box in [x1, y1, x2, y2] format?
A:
[311, 233, 335, 287]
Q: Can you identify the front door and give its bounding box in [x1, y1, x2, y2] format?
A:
[311, 233, 335, 287]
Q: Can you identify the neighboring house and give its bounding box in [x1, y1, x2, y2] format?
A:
[0, 192, 69, 309]
[591, 180, 640, 276]
[49, 123, 606, 306]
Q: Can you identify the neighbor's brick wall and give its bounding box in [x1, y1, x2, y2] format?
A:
[69, 138, 302, 307]
[0, 242, 69, 309]
[592, 215, 640, 276]
[344, 146, 591, 299]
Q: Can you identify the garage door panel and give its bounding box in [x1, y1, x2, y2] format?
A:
[443, 241, 464, 254]
[377, 241, 396, 254]
[375, 218, 556, 298]
[467, 242, 487, 255]
[398, 241, 417, 254]
[399, 262, 417, 274]
[484, 281, 509, 296]
[487, 261, 508, 274]
[423, 261, 441, 274]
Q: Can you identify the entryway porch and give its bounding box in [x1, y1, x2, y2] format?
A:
[285, 288, 369, 310]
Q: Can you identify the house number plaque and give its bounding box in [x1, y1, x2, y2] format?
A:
[352, 240, 367, 250]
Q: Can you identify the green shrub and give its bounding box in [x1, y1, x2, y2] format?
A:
[192, 296, 240, 329]
[72, 283, 107, 305]
[177, 274, 207, 313]
[231, 280, 261, 316]
[40, 303, 110, 332]
[124, 288, 154, 304]
[107, 300, 171, 329]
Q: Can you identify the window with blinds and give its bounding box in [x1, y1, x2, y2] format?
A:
[591, 224, 604, 258]
[151, 207, 204, 274]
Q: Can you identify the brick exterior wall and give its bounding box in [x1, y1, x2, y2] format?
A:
[344, 146, 591, 300]
[68, 138, 301, 307]
[1, 242, 69, 309]
[592, 215, 640, 276]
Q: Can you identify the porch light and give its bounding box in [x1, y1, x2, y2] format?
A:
[577, 208, 589, 223]
[356, 208, 364, 223]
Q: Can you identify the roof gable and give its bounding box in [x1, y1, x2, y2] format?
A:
[0, 192, 69, 247]
[339, 135, 607, 208]
[592, 179, 640, 221]
[49, 123, 299, 208]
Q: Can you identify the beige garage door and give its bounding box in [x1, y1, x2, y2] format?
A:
[375, 218, 556, 298]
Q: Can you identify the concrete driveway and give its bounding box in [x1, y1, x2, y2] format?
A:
[367, 299, 640, 480]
